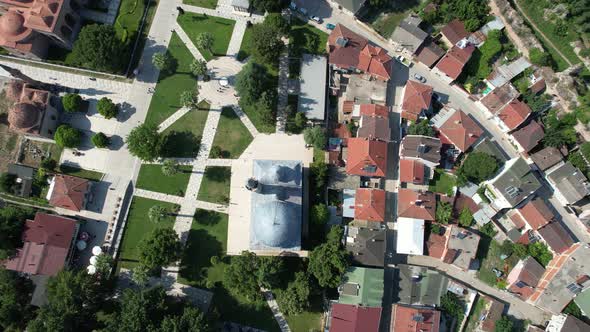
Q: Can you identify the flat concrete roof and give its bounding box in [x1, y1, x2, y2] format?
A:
[396, 217, 424, 255]
[298, 54, 327, 121]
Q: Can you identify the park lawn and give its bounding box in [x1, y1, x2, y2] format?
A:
[118, 196, 178, 269]
[136, 164, 193, 196]
[177, 13, 236, 61]
[283, 305, 323, 332]
[178, 210, 280, 331]
[516, 0, 580, 70]
[58, 165, 104, 181]
[210, 107, 253, 158]
[428, 169, 457, 196]
[361, 2, 421, 38]
[113, 0, 146, 42]
[477, 239, 520, 287]
[241, 101, 276, 134]
[145, 33, 197, 126]
[197, 167, 231, 205]
[161, 101, 210, 158]
[182, 0, 217, 8]
[289, 18, 329, 57]
[237, 25, 255, 61]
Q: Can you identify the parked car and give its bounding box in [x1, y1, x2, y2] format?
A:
[413, 73, 426, 83]
[298, 7, 308, 15]
[310, 16, 322, 23]
[326, 23, 336, 30]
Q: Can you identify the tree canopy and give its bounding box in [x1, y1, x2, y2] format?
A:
[495, 316, 513, 332]
[195, 33, 214, 54]
[425, 0, 489, 32]
[224, 252, 285, 300]
[276, 271, 312, 315]
[250, 22, 284, 65]
[528, 242, 553, 267]
[303, 126, 326, 149]
[126, 123, 162, 161]
[67, 24, 125, 72]
[54, 124, 82, 148]
[0, 267, 33, 331]
[308, 226, 348, 288]
[91, 132, 109, 148]
[457, 152, 499, 185]
[190, 59, 208, 77]
[152, 52, 172, 71]
[458, 208, 473, 227]
[407, 119, 436, 137]
[180, 88, 199, 109]
[161, 159, 179, 176]
[138, 228, 182, 271]
[235, 62, 271, 107]
[435, 201, 453, 224]
[251, 0, 288, 12]
[529, 48, 550, 67]
[0, 205, 32, 260]
[97, 97, 118, 119]
[62, 93, 83, 113]
[264, 13, 290, 36]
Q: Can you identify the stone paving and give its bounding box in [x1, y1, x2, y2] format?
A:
[174, 22, 207, 62]
[226, 20, 248, 57]
[134, 188, 185, 205]
[205, 158, 233, 166]
[261, 287, 292, 332]
[231, 105, 260, 137]
[157, 106, 192, 133]
[181, 3, 265, 23]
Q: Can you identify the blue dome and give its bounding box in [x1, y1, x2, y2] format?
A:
[252, 200, 300, 248]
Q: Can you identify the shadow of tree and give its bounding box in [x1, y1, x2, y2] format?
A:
[204, 166, 231, 182]
[178, 228, 222, 283]
[194, 209, 223, 226]
[161, 131, 201, 158]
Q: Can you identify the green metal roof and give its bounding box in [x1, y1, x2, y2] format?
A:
[574, 288, 590, 316]
[338, 267, 384, 307]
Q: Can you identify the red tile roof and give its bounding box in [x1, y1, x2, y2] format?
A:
[398, 189, 436, 221]
[49, 174, 89, 211]
[437, 109, 483, 151]
[354, 188, 386, 222]
[507, 257, 545, 300]
[518, 198, 554, 230]
[530, 78, 546, 95]
[399, 159, 426, 184]
[480, 83, 519, 114]
[538, 222, 575, 254]
[391, 304, 441, 332]
[511, 120, 544, 152]
[426, 228, 448, 259]
[4, 213, 77, 276]
[497, 100, 531, 131]
[346, 138, 388, 177]
[359, 104, 389, 117]
[328, 24, 368, 72]
[329, 303, 381, 332]
[343, 100, 355, 114]
[452, 193, 480, 215]
[509, 213, 526, 229]
[401, 80, 433, 121]
[357, 44, 393, 80]
[441, 19, 469, 46]
[434, 44, 475, 80]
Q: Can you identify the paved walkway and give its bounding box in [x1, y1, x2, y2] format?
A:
[158, 106, 192, 133]
[261, 287, 292, 332]
[195, 200, 229, 213]
[227, 20, 248, 57]
[206, 158, 234, 166]
[231, 105, 260, 137]
[134, 188, 185, 205]
[404, 256, 550, 324]
[181, 3, 265, 23]
[174, 22, 207, 61]
[276, 50, 289, 133]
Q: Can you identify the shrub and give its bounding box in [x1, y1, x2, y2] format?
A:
[62, 93, 82, 113]
[54, 125, 81, 148]
[91, 132, 109, 148]
[97, 97, 118, 119]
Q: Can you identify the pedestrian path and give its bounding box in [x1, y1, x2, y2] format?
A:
[181, 4, 265, 23]
[174, 22, 207, 61]
[276, 50, 289, 133]
[206, 158, 234, 166]
[195, 200, 229, 213]
[142, 157, 195, 165]
[158, 106, 192, 133]
[231, 105, 260, 137]
[261, 287, 292, 332]
[227, 20, 247, 57]
[134, 189, 185, 205]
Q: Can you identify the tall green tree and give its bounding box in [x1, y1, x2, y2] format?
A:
[250, 23, 283, 65]
[407, 119, 436, 137]
[0, 267, 33, 331]
[189, 59, 208, 77]
[139, 228, 182, 270]
[309, 226, 348, 288]
[0, 206, 32, 260]
[67, 24, 124, 72]
[303, 126, 326, 149]
[495, 316, 513, 332]
[157, 306, 209, 332]
[224, 251, 262, 301]
[105, 286, 168, 332]
[263, 13, 290, 36]
[92, 132, 109, 148]
[277, 271, 312, 315]
[126, 123, 162, 161]
[97, 97, 119, 119]
[54, 125, 82, 148]
[436, 201, 453, 224]
[62, 93, 83, 113]
[457, 152, 499, 185]
[235, 61, 270, 106]
[152, 52, 171, 71]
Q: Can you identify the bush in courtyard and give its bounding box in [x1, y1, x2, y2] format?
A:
[180, 88, 199, 109]
[161, 159, 179, 176]
[189, 59, 207, 77]
[435, 201, 452, 224]
[62, 93, 82, 113]
[54, 125, 81, 148]
[67, 24, 125, 73]
[148, 205, 168, 223]
[97, 97, 118, 119]
[304, 126, 326, 149]
[457, 152, 499, 185]
[195, 32, 214, 55]
[91, 132, 109, 148]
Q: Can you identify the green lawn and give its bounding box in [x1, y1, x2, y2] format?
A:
[361, 2, 421, 38]
[161, 101, 210, 158]
[289, 18, 329, 57]
[136, 164, 193, 196]
[114, 0, 146, 42]
[176, 13, 236, 61]
[182, 0, 217, 8]
[58, 165, 104, 181]
[283, 307, 323, 332]
[197, 167, 231, 204]
[118, 196, 178, 269]
[210, 107, 253, 158]
[237, 25, 255, 61]
[428, 169, 457, 196]
[178, 210, 279, 331]
[516, 0, 581, 71]
[145, 33, 197, 126]
[477, 240, 520, 287]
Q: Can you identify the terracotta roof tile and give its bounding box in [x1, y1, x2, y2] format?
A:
[330, 303, 381, 332]
[399, 159, 426, 184]
[497, 100, 532, 131]
[436, 109, 483, 151]
[346, 138, 388, 177]
[391, 304, 440, 332]
[397, 189, 436, 220]
[359, 104, 389, 117]
[518, 198, 554, 230]
[49, 175, 90, 211]
[434, 44, 475, 80]
[354, 188, 386, 222]
[538, 222, 575, 254]
[357, 45, 393, 80]
[402, 80, 433, 120]
[441, 19, 469, 45]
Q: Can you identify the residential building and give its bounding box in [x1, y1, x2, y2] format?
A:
[230, 0, 249, 13]
[399, 159, 430, 185]
[396, 217, 425, 255]
[401, 80, 433, 121]
[475, 296, 506, 332]
[395, 264, 449, 307]
[483, 157, 542, 210]
[247, 160, 303, 253]
[358, 104, 389, 117]
[390, 15, 428, 56]
[5, 80, 59, 139]
[443, 226, 480, 271]
[327, 0, 367, 17]
[0, 0, 83, 59]
[415, 40, 445, 68]
[6, 163, 34, 197]
[546, 161, 590, 206]
[574, 287, 590, 317]
[400, 135, 441, 168]
[327, 24, 392, 80]
[506, 257, 545, 300]
[511, 120, 544, 153]
[440, 19, 469, 47]
[517, 197, 554, 231]
[545, 314, 590, 332]
[298, 54, 327, 122]
[480, 83, 519, 115]
[357, 113, 391, 141]
[390, 304, 440, 332]
[432, 42, 475, 83]
[425, 226, 449, 259]
[397, 189, 436, 221]
[530, 243, 590, 314]
[337, 267, 384, 307]
[473, 137, 509, 163]
[353, 188, 386, 222]
[496, 99, 532, 132]
[486, 57, 532, 90]
[432, 108, 483, 152]
[4, 212, 79, 276]
[328, 303, 381, 332]
[344, 74, 388, 105]
[345, 225, 386, 267]
[346, 138, 388, 177]
[537, 222, 575, 254]
[47, 174, 91, 211]
[530, 147, 563, 172]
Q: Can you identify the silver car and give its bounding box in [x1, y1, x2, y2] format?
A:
[413, 73, 426, 83]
